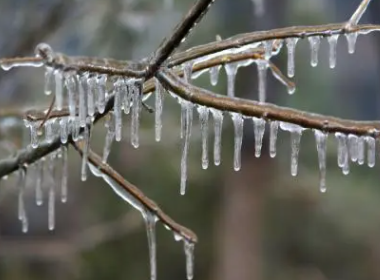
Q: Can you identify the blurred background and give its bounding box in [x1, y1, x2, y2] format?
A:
[0, 0, 380, 279]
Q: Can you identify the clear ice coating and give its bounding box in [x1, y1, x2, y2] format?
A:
[65, 72, 77, 118]
[60, 118, 68, 144]
[27, 121, 39, 149]
[87, 75, 96, 117]
[114, 79, 123, 142]
[225, 62, 239, 97]
[314, 130, 328, 193]
[78, 74, 88, 128]
[263, 40, 274, 60]
[44, 67, 54, 95]
[348, 134, 359, 162]
[308, 36, 321, 67]
[269, 121, 279, 158]
[70, 117, 80, 142]
[35, 160, 44, 206]
[155, 79, 164, 142]
[346, 32, 358, 54]
[280, 122, 304, 176]
[253, 117, 266, 158]
[335, 132, 349, 175]
[184, 240, 195, 280]
[48, 153, 56, 231]
[131, 81, 142, 149]
[285, 37, 299, 78]
[211, 109, 223, 166]
[358, 136, 365, 165]
[183, 62, 194, 82]
[256, 60, 268, 103]
[327, 34, 339, 69]
[18, 168, 28, 233]
[143, 211, 157, 280]
[210, 65, 221, 86]
[231, 113, 244, 171]
[61, 146, 68, 203]
[81, 119, 91, 182]
[54, 70, 63, 110]
[96, 74, 107, 114]
[103, 115, 116, 163]
[366, 136, 376, 168]
[198, 106, 209, 170]
[44, 119, 55, 144]
[180, 100, 193, 195]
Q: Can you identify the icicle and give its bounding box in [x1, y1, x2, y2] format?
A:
[114, 78, 123, 142]
[70, 117, 80, 142]
[253, 117, 266, 158]
[263, 40, 273, 60]
[308, 36, 321, 67]
[61, 146, 68, 203]
[96, 74, 107, 114]
[59, 118, 68, 144]
[48, 153, 56, 231]
[280, 122, 304, 176]
[314, 130, 328, 193]
[44, 119, 55, 144]
[198, 106, 209, 170]
[346, 32, 358, 54]
[44, 67, 54, 95]
[18, 168, 28, 233]
[123, 81, 132, 115]
[131, 81, 142, 148]
[231, 113, 244, 171]
[348, 134, 358, 162]
[35, 160, 44, 206]
[78, 74, 88, 128]
[256, 60, 268, 103]
[328, 34, 339, 69]
[65, 73, 77, 118]
[155, 79, 164, 142]
[335, 132, 349, 174]
[87, 75, 96, 117]
[358, 136, 365, 165]
[103, 115, 115, 163]
[180, 101, 193, 195]
[225, 62, 239, 97]
[180, 100, 187, 139]
[184, 240, 195, 280]
[366, 136, 376, 168]
[210, 65, 221, 86]
[54, 70, 63, 110]
[81, 119, 91, 181]
[143, 211, 158, 280]
[183, 62, 194, 82]
[286, 38, 299, 78]
[28, 121, 39, 148]
[211, 109, 223, 166]
[269, 121, 279, 158]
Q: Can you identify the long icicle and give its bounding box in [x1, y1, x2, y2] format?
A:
[211, 109, 223, 166]
[231, 113, 244, 171]
[143, 211, 158, 280]
[180, 100, 193, 195]
[155, 78, 164, 142]
[314, 130, 328, 193]
[198, 106, 209, 170]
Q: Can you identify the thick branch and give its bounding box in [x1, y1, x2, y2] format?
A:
[157, 69, 380, 137]
[72, 140, 197, 243]
[146, 0, 215, 78]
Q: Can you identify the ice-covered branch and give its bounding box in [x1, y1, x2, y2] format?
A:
[157, 69, 380, 137]
[347, 0, 372, 27]
[146, 0, 215, 78]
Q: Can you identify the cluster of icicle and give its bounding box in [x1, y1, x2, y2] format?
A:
[8, 146, 68, 233]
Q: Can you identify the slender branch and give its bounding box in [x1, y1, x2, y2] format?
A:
[145, 0, 215, 78]
[348, 0, 372, 27]
[157, 69, 380, 137]
[71, 140, 197, 243]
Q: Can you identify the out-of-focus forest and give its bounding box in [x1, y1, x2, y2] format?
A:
[0, 0, 380, 279]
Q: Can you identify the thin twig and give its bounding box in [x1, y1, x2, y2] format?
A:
[157, 69, 380, 137]
[71, 140, 197, 243]
[348, 0, 372, 27]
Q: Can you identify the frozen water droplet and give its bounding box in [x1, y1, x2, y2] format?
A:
[210, 66, 221, 86]
[225, 62, 239, 97]
[335, 132, 349, 174]
[180, 101, 193, 195]
[184, 241, 195, 280]
[17, 169, 28, 233]
[253, 117, 266, 158]
[308, 36, 321, 67]
[143, 211, 157, 280]
[64, 72, 77, 118]
[54, 70, 63, 110]
[114, 78, 124, 142]
[263, 40, 273, 60]
[346, 32, 358, 54]
[183, 62, 194, 82]
[96, 74, 107, 114]
[155, 79, 164, 142]
[27, 121, 39, 149]
[44, 67, 54, 95]
[280, 122, 304, 176]
[131, 81, 142, 149]
[231, 113, 244, 171]
[103, 115, 115, 163]
[35, 160, 44, 206]
[78, 74, 88, 128]
[286, 38, 299, 78]
[87, 75, 96, 117]
[44, 119, 55, 144]
[211, 109, 223, 166]
[61, 146, 68, 203]
[256, 60, 268, 103]
[314, 130, 328, 193]
[59, 118, 68, 144]
[358, 136, 365, 165]
[327, 34, 339, 69]
[348, 134, 358, 162]
[366, 136, 376, 168]
[269, 121, 279, 158]
[48, 154, 56, 231]
[198, 106, 209, 170]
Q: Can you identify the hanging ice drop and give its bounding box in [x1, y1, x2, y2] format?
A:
[231, 113, 244, 171]
[184, 240, 195, 280]
[211, 109, 223, 166]
[286, 38, 299, 78]
[269, 121, 279, 158]
[314, 130, 328, 193]
[155, 79, 164, 142]
[180, 101, 193, 195]
[327, 34, 339, 69]
[256, 60, 268, 103]
[198, 106, 209, 170]
[366, 136, 376, 168]
[225, 62, 239, 97]
[253, 117, 265, 158]
[143, 211, 157, 280]
[346, 32, 358, 54]
[210, 66, 221, 86]
[308, 36, 321, 67]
